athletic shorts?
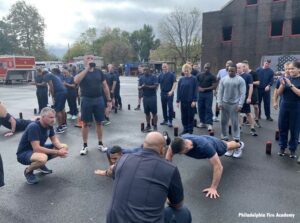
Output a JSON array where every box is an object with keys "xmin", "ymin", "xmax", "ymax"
[
  {"xmin": 54, "ymin": 91, "xmax": 67, "ymax": 112},
  {"xmin": 138, "ymin": 89, "xmax": 143, "ymax": 99},
  {"xmin": 251, "ymin": 90, "xmax": 259, "ymax": 105},
  {"xmin": 81, "ymin": 96, "xmax": 105, "ymax": 123},
  {"xmin": 17, "ymin": 144, "xmax": 55, "ymax": 166},
  {"xmin": 143, "ymin": 96, "xmax": 157, "ymax": 115},
  {"xmin": 214, "ymin": 139, "xmax": 228, "ymax": 157},
  {"xmin": 16, "ymin": 119, "xmax": 32, "ymax": 132},
  {"xmin": 241, "ymin": 103, "xmax": 251, "ymax": 114}
]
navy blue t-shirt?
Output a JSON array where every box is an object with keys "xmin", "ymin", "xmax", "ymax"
[
  {"xmin": 79, "ymin": 69, "xmax": 105, "ymax": 98},
  {"xmin": 45, "ymin": 73, "xmax": 66, "ymax": 93},
  {"xmin": 0, "ymin": 113, "xmax": 30, "ymax": 132},
  {"xmin": 35, "ymin": 74, "xmax": 48, "ymax": 90},
  {"xmin": 182, "ymin": 134, "xmax": 227, "ymax": 159},
  {"xmin": 282, "ymin": 76, "xmax": 300, "ymax": 104},
  {"xmin": 158, "ymin": 72, "xmax": 176, "ymax": 94},
  {"xmin": 240, "ymin": 73, "xmax": 253, "ymax": 96},
  {"xmin": 139, "ymin": 74, "xmax": 158, "ymax": 97},
  {"xmin": 106, "ymin": 72, "xmax": 117, "ymax": 89},
  {"xmin": 64, "ymin": 76, "xmax": 76, "ymax": 93},
  {"xmin": 256, "ymin": 67, "xmax": 274, "ymax": 88},
  {"xmin": 176, "ymin": 76, "xmax": 198, "ymax": 103},
  {"xmin": 17, "ymin": 121, "xmax": 55, "ymax": 155}
]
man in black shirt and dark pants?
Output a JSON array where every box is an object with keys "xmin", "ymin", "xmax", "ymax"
[
  {"xmin": 106, "ymin": 132, "xmax": 191, "ymax": 223},
  {"xmin": 35, "ymin": 68, "xmax": 48, "ymax": 113},
  {"xmin": 74, "ymin": 55, "xmax": 112, "ymax": 155},
  {"xmin": 197, "ymin": 63, "xmax": 217, "ymax": 131}
]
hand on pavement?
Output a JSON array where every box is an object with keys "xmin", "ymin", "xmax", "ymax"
[{"xmin": 202, "ymin": 187, "xmax": 220, "ymax": 199}]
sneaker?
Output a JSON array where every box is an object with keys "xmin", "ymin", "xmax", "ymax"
[
  {"xmin": 102, "ymin": 120, "xmax": 111, "ymax": 126},
  {"xmin": 233, "ymin": 148, "xmax": 243, "ymax": 158},
  {"xmin": 24, "ymin": 168, "xmax": 38, "ymax": 184},
  {"xmin": 225, "ymin": 150, "xmax": 234, "ymax": 157},
  {"xmin": 167, "ymin": 121, "xmax": 173, "ymax": 128},
  {"xmin": 98, "ymin": 144, "xmax": 108, "ymax": 152},
  {"xmin": 266, "ymin": 117, "xmax": 273, "ymax": 122},
  {"xmin": 163, "ymin": 131, "xmax": 171, "ymax": 145},
  {"xmin": 143, "ymin": 126, "xmax": 152, "ymax": 133},
  {"xmin": 61, "ymin": 124, "xmax": 68, "ymax": 130},
  {"xmin": 80, "ymin": 146, "xmax": 88, "ymax": 155},
  {"xmin": 67, "ymin": 114, "xmax": 72, "ymax": 119},
  {"xmin": 250, "ymin": 128, "xmax": 258, "ymax": 136},
  {"xmin": 278, "ymin": 148, "xmax": 286, "ymax": 157},
  {"xmin": 56, "ymin": 126, "xmax": 65, "ymax": 134},
  {"xmin": 255, "ymin": 120, "xmax": 261, "ymax": 128},
  {"xmin": 213, "ymin": 117, "xmax": 219, "ymax": 122},
  {"xmin": 160, "ymin": 121, "xmax": 168, "ymax": 125},
  {"xmin": 37, "ymin": 165, "xmax": 53, "ymax": 174},
  {"xmin": 134, "ymin": 106, "xmax": 141, "ymax": 111},
  {"xmin": 207, "ymin": 124, "xmax": 213, "ymax": 132},
  {"xmin": 197, "ymin": 123, "xmax": 206, "ymax": 128},
  {"xmin": 238, "ymin": 141, "xmax": 245, "ymax": 150},
  {"xmin": 71, "ymin": 115, "xmax": 77, "ymax": 120},
  {"xmin": 289, "ymin": 151, "xmax": 297, "ymax": 159},
  {"xmin": 221, "ymin": 137, "xmax": 229, "ymax": 141}
]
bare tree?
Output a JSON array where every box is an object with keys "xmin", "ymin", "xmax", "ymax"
[{"xmin": 159, "ymin": 8, "xmax": 202, "ymax": 64}]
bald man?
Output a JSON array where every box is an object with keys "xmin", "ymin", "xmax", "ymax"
[
  {"xmin": 107, "ymin": 132, "xmax": 191, "ymax": 223},
  {"xmin": 0, "ymin": 102, "xmax": 32, "ymax": 137}
]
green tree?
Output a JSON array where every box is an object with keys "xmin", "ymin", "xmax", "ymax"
[
  {"xmin": 159, "ymin": 8, "xmax": 202, "ymax": 64},
  {"xmin": 0, "ymin": 20, "xmax": 15, "ymax": 54},
  {"xmin": 63, "ymin": 41, "xmax": 90, "ymax": 61},
  {"xmin": 5, "ymin": 0, "xmax": 46, "ymax": 56},
  {"xmin": 130, "ymin": 25, "xmax": 160, "ymax": 62}
]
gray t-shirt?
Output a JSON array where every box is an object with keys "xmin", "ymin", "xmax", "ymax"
[{"xmin": 217, "ymin": 75, "xmax": 246, "ymax": 107}]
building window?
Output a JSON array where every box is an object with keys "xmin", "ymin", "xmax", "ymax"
[
  {"xmin": 222, "ymin": 26, "xmax": 232, "ymax": 41},
  {"xmin": 247, "ymin": 0, "xmax": 258, "ymax": 5},
  {"xmin": 292, "ymin": 18, "xmax": 300, "ymax": 35},
  {"xmin": 271, "ymin": 20, "xmax": 283, "ymax": 36}
]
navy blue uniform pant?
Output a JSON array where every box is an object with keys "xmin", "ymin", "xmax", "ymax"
[
  {"xmin": 258, "ymin": 88, "xmax": 271, "ymax": 118},
  {"xmin": 161, "ymin": 93, "xmax": 174, "ymax": 122},
  {"xmin": 180, "ymin": 101, "xmax": 195, "ymax": 133},
  {"xmin": 36, "ymin": 88, "xmax": 48, "ymax": 113}
]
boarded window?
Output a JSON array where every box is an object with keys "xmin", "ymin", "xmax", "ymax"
[
  {"xmin": 247, "ymin": 0, "xmax": 258, "ymax": 5},
  {"xmin": 292, "ymin": 18, "xmax": 300, "ymax": 35},
  {"xmin": 271, "ymin": 20, "xmax": 283, "ymax": 36},
  {"xmin": 222, "ymin": 26, "xmax": 232, "ymax": 41}
]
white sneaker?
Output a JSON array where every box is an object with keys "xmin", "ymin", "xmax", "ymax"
[
  {"xmin": 67, "ymin": 114, "xmax": 72, "ymax": 119},
  {"xmin": 80, "ymin": 146, "xmax": 88, "ymax": 155},
  {"xmin": 225, "ymin": 150, "xmax": 234, "ymax": 157},
  {"xmin": 213, "ymin": 117, "xmax": 219, "ymax": 122},
  {"xmin": 207, "ymin": 124, "xmax": 213, "ymax": 131},
  {"xmin": 233, "ymin": 148, "xmax": 243, "ymax": 158},
  {"xmin": 98, "ymin": 144, "xmax": 108, "ymax": 152},
  {"xmin": 71, "ymin": 115, "xmax": 77, "ymax": 120},
  {"xmin": 197, "ymin": 123, "xmax": 206, "ymax": 128}
]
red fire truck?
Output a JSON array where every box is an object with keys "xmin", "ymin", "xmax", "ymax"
[{"xmin": 0, "ymin": 55, "xmax": 36, "ymax": 83}]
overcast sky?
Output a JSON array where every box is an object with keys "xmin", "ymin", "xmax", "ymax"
[{"xmin": 0, "ymin": 0, "xmax": 229, "ymax": 56}]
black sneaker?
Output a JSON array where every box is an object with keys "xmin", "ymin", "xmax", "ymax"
[
  {"xmin": 163, "ymin": 131, "xmax": 171, "ymax": 146},
  {"xmin": 134, "ymin": 106, "xmax": 141, "ymax": 111},
  {"xmin": 143, "ymin": 126, "xmax": 152, "ymax": 133},
  {"xmin": 266, "ymin": 117, "xmax": 273, "ymax": 122},
  {"xmin": 37, "ymin": 165, "xmax": 53, "ymax": 174},
  {"xmin": 250, "ymin": 128, "xmax": 258, "ymax": 136},
  {"xmin": 56, "ymin": 126, "xmax": 65, "ymax": 134},
  {"xmin": 160, "ymin": 121, "xmax": 168, "ymax": 125},
  {"xmin": 278, "ymin": 149, "xmax": 286, "ymax": 157},
  {"xmin": 24, "ymin": 168, "xmax": 38, "ymax": 184}
]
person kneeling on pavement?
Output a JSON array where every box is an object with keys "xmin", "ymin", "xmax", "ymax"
[{"xmin": 16, "ymin": 107, "xmax": 68, "ymax": 184}]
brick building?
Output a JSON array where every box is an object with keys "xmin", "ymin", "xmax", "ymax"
[{"xmin": 201, "ymin": 0, "xmax": 300, "ymax": 72}]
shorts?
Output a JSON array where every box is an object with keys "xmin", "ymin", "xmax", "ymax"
[
  {"xmin": 138, "ymin": 89, "xmax": 143, "ymax": 99},
  {"xmin": 17, "ymin": 144, "xmax": 55, "ymax": 166},
  {"xmin": 81, "ymin": 96, "xmax": 105, "ymax": 123},
  {"xmin": 215, "ymin": 140, "xmax": 228, "ymax": 157},
  {"xmin": 251, "ymin": 89, "xmax": 259, "ymax": 105},
  {"xmin": 16, "ymin": 119, "xmax": 32, "ymax": 132},
  {"xmin": 241, "ymin": 103, "xmax": 251, "ymax": 114},
  {"xmin": 143, "ymin": 96, "xmax": 157, "ymax": 115},
  {"xmin": 54, "ymin": 91, "xmax": 67, "ymax": 112}
]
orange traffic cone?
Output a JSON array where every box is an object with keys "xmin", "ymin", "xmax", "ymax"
[{"xmin": 75, "ymin": 113, "xmax": 83, "ymax": 128}]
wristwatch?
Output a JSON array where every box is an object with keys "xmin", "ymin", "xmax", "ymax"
[{"xmin": 289, "ymin": 84, "xmax": 294, "ymax": 88}]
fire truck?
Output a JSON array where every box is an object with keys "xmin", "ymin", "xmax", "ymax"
[{"xmin": 0, "ymin": 55, "xmax": 36, "ymax": 83}]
